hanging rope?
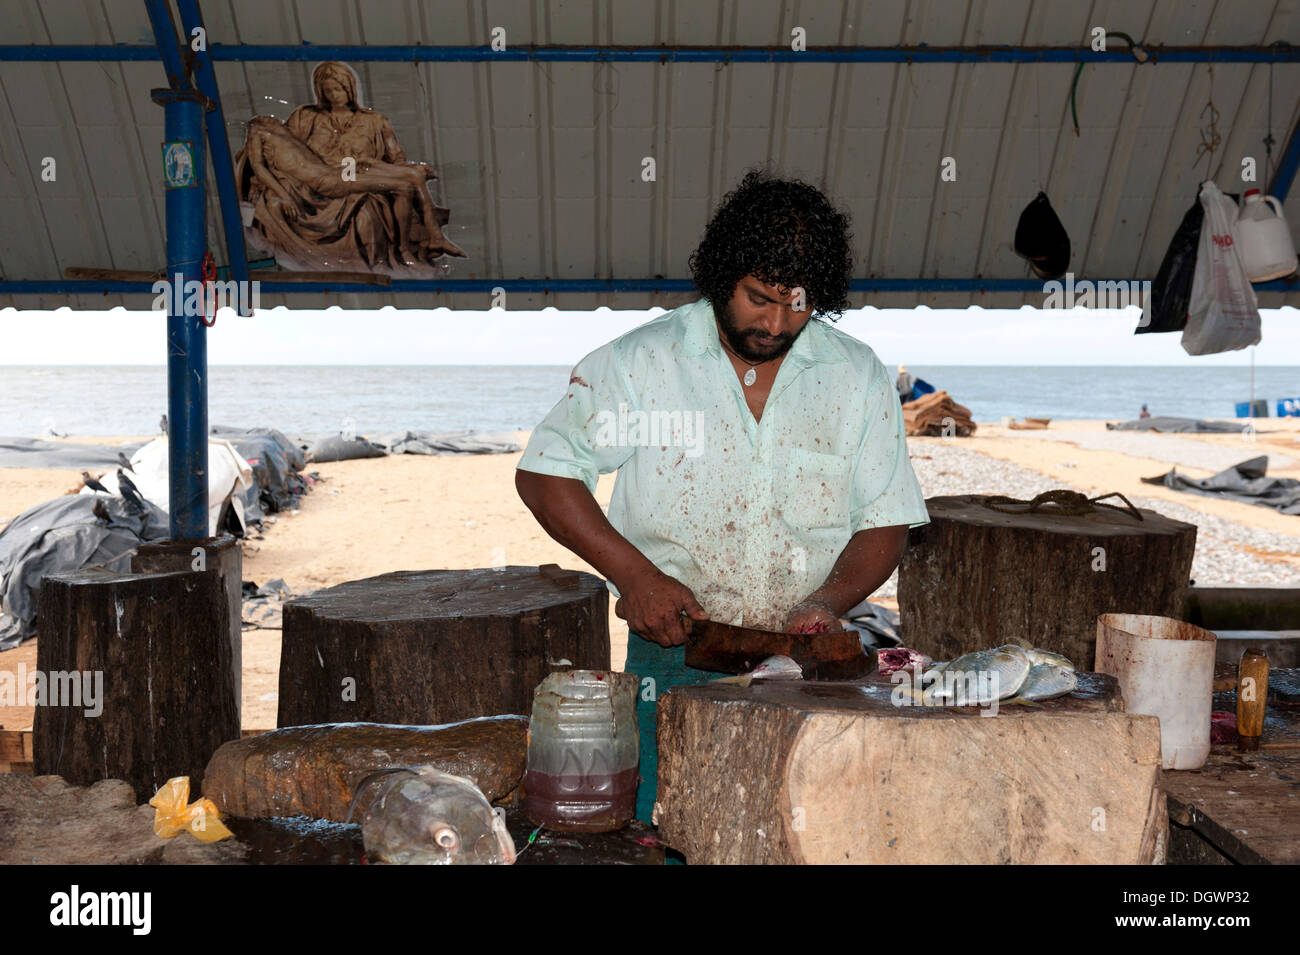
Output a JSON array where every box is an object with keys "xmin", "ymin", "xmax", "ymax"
[
  {"xmin": 200, "ymin": 251, "xmax": 218, "ymax": 327},
  {"xmin": 1194, "ymin": 65, "xmax": 1222, "ymax": 173},
  {"xmin": 1264, "ymin": 57, "xmax": 1276, "ymax": 187},
  {"xmin": 980, "ymin": 489, "xmax": 1145, "ymax": 522}
]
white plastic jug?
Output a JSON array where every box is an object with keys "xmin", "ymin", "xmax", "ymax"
[
  {"xmin": 1235, "ymin": 189, "xmax": 1298, "ymax": 282},
  {"xmin": 1095, "ymin": 614, "xmax": 1216, "ymax": 770}
]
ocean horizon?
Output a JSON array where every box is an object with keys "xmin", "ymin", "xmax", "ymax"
[{"xmin": 2, "ymin": 364, "xmax": 1297, "ymax": 438}]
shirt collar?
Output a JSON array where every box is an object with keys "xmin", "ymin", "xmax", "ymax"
[{"xmin": 681, "ymin": 298, "xmax": 849, "ymax": 365}]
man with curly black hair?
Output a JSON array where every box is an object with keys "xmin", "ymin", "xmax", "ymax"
[{"xmin": 516, "ymin": 170, "xmax": 929, "ymax": 824}]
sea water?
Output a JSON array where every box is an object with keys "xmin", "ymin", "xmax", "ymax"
[{"xmin": 1, "ymin": 365, "xmax": 1297, "ymax": 436}]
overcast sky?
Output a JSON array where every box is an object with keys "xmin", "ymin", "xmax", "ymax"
[{"xmin": 2, "ymin": 305, "xmax": 1298, "ymax": 367}]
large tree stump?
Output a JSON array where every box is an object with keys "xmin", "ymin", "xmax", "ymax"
[
  {"xmin": 132, "ymin": 535, "xmax": 242, "ymax": 721},
  {"xmin": 656, "ymin": 675, "xmax": 1165, "ymax": 864},
  {"xmin": 898, "ymin": 494, "xmax": 1196, "ymax": 667},
  {"xmin": 278, "ymin": 565, "xmax": 610, "ymax": 727},
  {"xmin": 202, "ymin": 717, "xmax": 528, "ymax": 821},
  {"xmin": 33, "ymin": 567, "xmax": 240, "ymax": 802}
]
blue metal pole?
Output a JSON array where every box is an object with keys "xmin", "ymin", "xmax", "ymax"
[
  {"xmin": 176, "ymin": 0, "xmax": 252, "ymax": 314},
  {"xmin": 151, "ymin": 87, "xmax": 209, "ymax": 541}
]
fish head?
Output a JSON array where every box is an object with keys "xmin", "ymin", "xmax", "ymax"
[
  {"xmin": 1027, "ymin": 648, "xmax": 1074, "ymax": 668},
  {"xmin": 360, "ymin": 768, "xmax": 517, "ymax": 865},
  {"xmin": 751, "ymin": 654, "xmax": 804, "ymax": 681}
]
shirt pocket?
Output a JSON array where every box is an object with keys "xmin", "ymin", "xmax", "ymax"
[{"xmin": 780, "ymin": 447, "xmax": 852, "ymax": 531}]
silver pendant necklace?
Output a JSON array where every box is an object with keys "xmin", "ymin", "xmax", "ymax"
[{"xmin": 719, "ymin": 337, "xmax": 765, "ymax": 387}]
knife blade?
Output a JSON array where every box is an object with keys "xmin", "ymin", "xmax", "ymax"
[{"xmin": 683, "ymin": 617, "xmax": 876, "ymax": 681}]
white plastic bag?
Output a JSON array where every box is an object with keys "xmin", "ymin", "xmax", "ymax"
[
  {"xmin": 1182, "ymin": 181, "xmax": 1261, "ymax": 355},
  {"xmin": 81, "ymin": 437, "xmax": 253, "ymax": 535}
]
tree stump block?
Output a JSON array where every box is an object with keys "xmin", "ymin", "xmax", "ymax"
[
  {"xmin": 132, "ymin": 535, "xmax": 242, "ymax": 721},
  {"xmin": 898, "ymin": 494, "xmax": 1196, "ymax": 667},
  {"xmin": 277, "ymin": 566, "xmax": 610, "ymax": 728},
  {"xmin": 33, "ymin": 566, "xmax": 240, "ymax": 802},
  {"xmin": 202, "ymin": 717, "xmax": 528, "ymax": 821},
  {"xmin": 656, "ymin": 675, "xmax": 1166, "ymax": 864}
]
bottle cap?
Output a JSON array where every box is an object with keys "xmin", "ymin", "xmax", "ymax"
[{"xmin": 1244, "ymin": 188, "xmax": 1261, "ymax": 197}]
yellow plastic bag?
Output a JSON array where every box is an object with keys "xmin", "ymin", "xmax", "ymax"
[{"xmin": 148, "ymin": 776, "xmax": 234, "ymax": 843}]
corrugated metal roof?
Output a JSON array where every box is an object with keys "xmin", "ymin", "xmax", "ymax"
[{"xmin": 1, "ymin": 0, "xmax": 1297, "ymax": 310}]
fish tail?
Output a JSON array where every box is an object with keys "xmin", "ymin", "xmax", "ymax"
[{"xmin": 713, "ymin": 673, "xmax": 754, "ymax": 688}]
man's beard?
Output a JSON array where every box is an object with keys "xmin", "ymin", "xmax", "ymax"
[{"xmin": 716, "ymin": 300, "xmax": 803, "ymax": 363}]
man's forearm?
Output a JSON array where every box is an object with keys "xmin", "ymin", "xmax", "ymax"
[
  {"xmin": 514, "ymin": 469, "xmax": 657, "ymax": 590},
  {"xmin": 806, "ymin": 524, "xmax": 910, "ymax": 616}
]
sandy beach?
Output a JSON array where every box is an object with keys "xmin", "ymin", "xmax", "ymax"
[{"xmin": 2, "ymin": 417, "xmax": 1299, "ymax": 733}]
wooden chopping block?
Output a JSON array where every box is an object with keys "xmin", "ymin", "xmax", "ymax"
[
  {"xmin": 656, "ymin": 672, "xmax": 1166, "ymax": 864},
  {"xmin": 278, "ymin": 567, "xmax": 609, "ymax": 726},
  {"xmin": 898, "ymin": 494, "xmax": 1196, "ymax": 667}
]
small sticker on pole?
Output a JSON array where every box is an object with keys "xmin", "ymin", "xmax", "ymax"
[{"xmin": 162, "ymin": 140, "xmax": 197, "ymax": 189}]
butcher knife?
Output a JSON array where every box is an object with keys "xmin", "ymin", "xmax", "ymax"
[{"xmin": 683, "ymin": 617, "xmax": 876, "ymax": 681}]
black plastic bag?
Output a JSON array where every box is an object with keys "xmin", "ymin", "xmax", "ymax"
[
  {"xmin": 1140, "ymin": 196, "xmax": 1204, "ymax": 335},
  {"xmin": 1014, "ymin": 192, "xmax": 1070, "ymax": 279}
]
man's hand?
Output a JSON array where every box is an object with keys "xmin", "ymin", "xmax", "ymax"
[
  {"xmin": 782, "ymin": 598, "xmax": 840, "ymax": 634},
  {"xmin": 614, "ymin": 569, "xmax": 708, "ymax": 647}
]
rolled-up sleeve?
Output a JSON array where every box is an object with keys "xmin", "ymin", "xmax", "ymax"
[
  {"xmin": 517, "ymin": 343, "xmax": 638, "ymax": 494},
  {"xmin": 849, "ymin": 358, "xmax": 931, "ymax": 531}
]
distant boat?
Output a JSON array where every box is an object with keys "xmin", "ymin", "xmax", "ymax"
[{"xmin": 900, "ymin": 377, "xmax": 936, "ymax": 402}]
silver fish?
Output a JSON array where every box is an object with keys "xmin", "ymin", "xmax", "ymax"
[
  {"xmin": 713, "ymin": 654, "xmax": 804, "ymax": 688},
  {"xmin": 1011, "ymin": 662, "xmax": 1078, "ymax": 702},
  {"xmin": 356, "ymin": 766, "xmax": 516, "ymax": 865},
  {"xmin": 920, "ymin": 645, "xmax": 1032, "ymax": 705},
  {"xmin": 1023, "ymin": 647, "xmax": 1074, "ymax": 669}
]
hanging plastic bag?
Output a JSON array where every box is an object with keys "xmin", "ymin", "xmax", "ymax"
[
  {"xmin": 1182, "ymin": 181, "xmax": 1261, "ymax": 356},
  {"xmin": 1139, "ymin": 195, "xmax": 1203, "ymax": 334}
]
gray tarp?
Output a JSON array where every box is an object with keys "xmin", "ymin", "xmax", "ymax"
[
  {"xmin": 0, "ymin": 494, "xmax": 169, "ymax": 649},
  {"xmin": 298, "ymin": 430, "xmax": 521, "ymax": 462},
  {"xmin": 1107, "ymin": 417, "xmax": 1247, "ymax": 433},
  {"xmin": 0, "ymin": 437, "xmax": 146, "ymax": 469},
  {"xmin": 210, "ymin": 426, "xmax": 309, "ymax": 518},
  {"xmin": 299, "ymin": 434, "xmax": 388, "ymax": 463},
  {"xmin": 1141, "ymin": 455, "xmax": 1300, "ymax": 515},
  {"xmin": 379, "ymin": 430, "xmax": 522, "ymax": 455}
]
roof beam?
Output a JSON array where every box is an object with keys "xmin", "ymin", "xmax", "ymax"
[
  {"xmin": 140, "ymin": 0, "xmax": 187, "ymax": 87},
  {"xmin": 2, "ymin": 44, "xmax": 1297, "ymax": 63},
  {"xmin": 3, "ymin": 277, "xmax": 1297, "ymax": 297},
  {"xmin": 1268, "ymin": 117, "xmax": 1300, "ymax": 203}
]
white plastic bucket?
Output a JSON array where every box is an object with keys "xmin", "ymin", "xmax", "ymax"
[{"xmin": 1095, "ymin": 613, "xmax": 1217, "ymax": 770}]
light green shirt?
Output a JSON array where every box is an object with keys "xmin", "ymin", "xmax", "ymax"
[{"xmin": 517, "ymin": 298, "xmax": 930, "ymax": 629}]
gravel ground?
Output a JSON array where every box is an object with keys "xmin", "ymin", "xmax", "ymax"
[
  {"xmin": 871, "ymin": 441, "xmax": 1300, "ymax": 598},
  {"xmin": 1001, "ymin": 428, "xmax": 1295, "ymax": 472}
]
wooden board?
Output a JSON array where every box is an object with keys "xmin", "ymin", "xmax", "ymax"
[
  {"xmin": 656, "ymin": 672, "xmax": 1165, "ymax": 864},
  {"xmin": 1163, "ymin": 748, "xmax": 1300, "ymax": 865},
  {"xmin": 0, "ymin": 729, "xmax": 34, "ymax": 774}
]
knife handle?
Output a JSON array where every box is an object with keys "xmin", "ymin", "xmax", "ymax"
[{"xmin": 1236, "ymin": 647, "xmax": 1269, "ymax": 752}]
